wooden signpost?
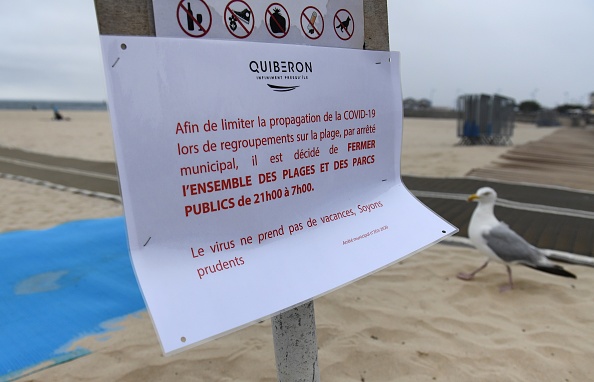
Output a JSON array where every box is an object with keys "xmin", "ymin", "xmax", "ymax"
[{"xmin": 94, "ymin": 2, "xmax": 390, "ymax": 381}]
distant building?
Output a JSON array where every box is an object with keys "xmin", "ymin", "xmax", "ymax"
[
  {"xmin": 417, "ymin": 98, "xmax": 432, "ymax": 109},
  {"xmin": 403, "ymin": 98, "xmax": 417, "ymax": 110},
  {"xmin": 402, "ymin": 97, "xmax": 432, "ymax": 110}
]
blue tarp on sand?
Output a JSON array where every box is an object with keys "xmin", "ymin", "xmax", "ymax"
[{"xmin": 0, "ymin": 217, "xmax": 145, "ymax": 381}]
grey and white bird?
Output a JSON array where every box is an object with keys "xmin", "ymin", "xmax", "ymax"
[{"xmin": 457, "ymin": 187, "xmax": 576, "ymax": 292}]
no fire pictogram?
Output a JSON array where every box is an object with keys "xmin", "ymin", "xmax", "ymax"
[
  {"xmin": 177, "ymin": 0, "xmax": 212, "ymax": 38},
  {"xmin": 334, "ymin": 9, "xmax": 354, "ymax": 41},
  {"xmin": 301, "ymin": 6, "xmax": 324, "ymax": 40},
  {"xmin": 265, "ymin": 3, "xmax": 290, "ymax": 39},
  {"xmin": 224, "ymin": 0, "xmax": 254, "ymax": 39}
]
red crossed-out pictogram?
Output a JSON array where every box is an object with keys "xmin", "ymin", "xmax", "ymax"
[
  {"xmin": 301, "ymin": 6, "xmax": 324, "ymax": 40},
  {"xmin": 334, "ymin": 9, "xmax": 354, "ymax": 41},
  {"xmin": 177, "ymin": 0, "xmax": 212, "ymax": 38},
  {"xmin": 224, "ymin": 0, "xmax": 254, "ymax": 39},
  {"xmin": 266, "ymin": 3, "xmax": 290, "ymax": 39}
]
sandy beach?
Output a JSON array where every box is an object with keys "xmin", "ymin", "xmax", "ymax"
[{"xmin": 2, "ymin": 110, "xmax": 593, "ymax": 381}]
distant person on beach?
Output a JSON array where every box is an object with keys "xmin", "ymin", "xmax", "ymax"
[
  {"xmin": 52, "ymin": 105, "xmax": 69, "ymax": 121},
  {"xmin": 52, "ymin": 105, "xmax": 63, "ymax": 120}
]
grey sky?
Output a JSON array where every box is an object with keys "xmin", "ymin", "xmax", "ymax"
[
  {"xmin": 1, "ymin": 1, "xmax": 592, "ymax": 108},
  {"xmin": 388, "ymin": 0, "xmax": 594, "ymax": 107},
  {"xmin": 0, "ymin": 1, "xmax": 105, "ymax": 101}
]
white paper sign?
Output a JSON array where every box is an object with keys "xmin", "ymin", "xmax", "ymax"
[
  {"xmin": 152, "ymin": 0, "xmax": 364, "ymax": 49},
  {"xmin": 100, "ymin": 36, "xmax": 457, "ymax": 354}
]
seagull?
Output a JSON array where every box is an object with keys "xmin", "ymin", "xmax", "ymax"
[{"xmin": 457, "ymin": 187, "xmax": 576, "ymax": 292}]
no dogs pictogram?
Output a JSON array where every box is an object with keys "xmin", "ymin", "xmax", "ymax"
[
  {"xmin": 224, "ymin": 0, "xmax": 254, "ymax": 39},
  {"xmin": 265, "ymin": 3, "xmax": 290, "ymax": 39},
  {"xmin": 334, "ymin": 9, "xmax": 354, "ymax": 41},
  {"xmin": 301, "ymin": 6, "xmax": 324, "ymax": 40},
  {"xmin": 177, "ymin": 0, "xmax": 212, "ymax": 38}
]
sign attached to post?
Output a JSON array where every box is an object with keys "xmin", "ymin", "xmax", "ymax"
[
  {"xmin": 153, "ymin": 0, "xmax": 364, "ymax": 48},
  {"xmin": 100, "ymin": 36, "xmax": 457, "ymax": 355}
]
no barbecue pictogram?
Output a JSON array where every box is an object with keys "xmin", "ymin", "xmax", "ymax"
[
  {"xmin": 265, "ymin": 3, "xmax": 290, "ymax": 39},
  {"xmin": 177, "ymin": 0, "xmax": 212, "ymax": 38},
  {"xmin": 334, "ymin": 9, "xmax": 354, "ymax": 41},
  {"xmin": 301, "ymin": 6, "xmax": 324, "ymax": 40},
  {"xmin": 224, "ymin": 0, "xmax": 254, "ymax": 39}
]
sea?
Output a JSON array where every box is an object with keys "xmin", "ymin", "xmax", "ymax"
[{"xmin": 0, "ymin": 100, "xmax": 108, "ymax": 111}]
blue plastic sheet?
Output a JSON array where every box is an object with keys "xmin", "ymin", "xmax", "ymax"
[{"xmin": 0, "ymin": 217, "xmax": 145, "ymax": 381}]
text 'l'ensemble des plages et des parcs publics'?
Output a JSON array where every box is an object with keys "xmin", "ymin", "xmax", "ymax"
[
  {"xmin": 174, "ymin": 109, "xmax": 377, "ymax": 217},
  {"xmin": 173, "ymin": 109, "xmax": 381, "ymax": 280}
]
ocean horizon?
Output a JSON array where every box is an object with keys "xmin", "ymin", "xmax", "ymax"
[{"xmin": 0, "ymin": 99, "xmax": 108, "ymax": 111}]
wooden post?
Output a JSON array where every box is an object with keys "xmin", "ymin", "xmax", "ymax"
[
  {"xmin": 268, "ymin": 3, "xmax": 389, "ymax": 380},
  {"xmin": 94, "ymin": 0, "xmax": 155, "ymax": 36},
  {"xmin": 272, "ymin": 301, "xmax": 320, "ymax": 382},
  {"xmin": 363, "ymin": 0, "xmax": 390, "ymax": 51},
  {"xmin": 93, "ymin": 2, "xmax": 389, "ymax": 381}
]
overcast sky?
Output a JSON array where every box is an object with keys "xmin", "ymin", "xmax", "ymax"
[
  {"xmin": 0, "ymin": 1, "xmax": 106, "ymax": 102},
  {"xmin": 1, "ymin": 1, "xmax": 592, "ymax": 108}
]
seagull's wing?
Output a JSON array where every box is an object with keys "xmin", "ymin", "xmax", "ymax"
[
  {"xmin": 484, "ymin": 223, "xmax": 576, "ymax": 278},
  {"xmin": 482, "ymin": 222, "xmax": 542, "ymax": 265}
]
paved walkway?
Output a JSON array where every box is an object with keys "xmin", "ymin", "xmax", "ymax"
[
  {"xmin": 1, "ymin": 127, "xmax": 592, "ymax": 256},
  {"xmin": 0, "ymin": 146, "xmax": 119, "ymax": 197},
  {"xmin": 404, "ymin": 175, "xmax": 594, "ymax": 256},
  {"xmin": 467, "ymin": 127, "xmax": 594, "ymax": 192}
]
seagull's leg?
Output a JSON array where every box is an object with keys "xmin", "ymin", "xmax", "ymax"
[
  {"xmin": 457, "ymin": 260, "xmax": 489, "ymax": 281},
  {"xmin": 499, "ymin": 265, "xmax": 514, "ymax": 292}
]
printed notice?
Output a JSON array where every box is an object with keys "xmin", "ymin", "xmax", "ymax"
[{"xmin": 100, "ymin": 36, "xmax": 457, "ymax": 354}]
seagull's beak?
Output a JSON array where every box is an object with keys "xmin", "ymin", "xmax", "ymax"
[{"xmin": 468, "ymin": 193, "xmax": 479, "ymax": 202}]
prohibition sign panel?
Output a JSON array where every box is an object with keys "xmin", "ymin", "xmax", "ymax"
[
  {"xmin": 334, "ymin": 8, "xmax": 354, "ymax": 41},
  {"xmin": 301, "ymin": 6, "xmax": 324, "ymax": 40},
  {"xmin": 265, "ymin": 3, "xmax": 290, "ymax": 39},
  {"xmin": 177, "ymin": 0, "xmax": 212, "ymax": 38},
  {"xmin": 224, "ymin": 0, "xmax": 254, "ymax": 39}
]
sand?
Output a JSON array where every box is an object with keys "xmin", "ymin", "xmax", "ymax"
[{"xmin": 2, "ymin": 110, "xmax": 593, "ymax": 381}]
